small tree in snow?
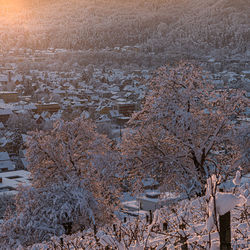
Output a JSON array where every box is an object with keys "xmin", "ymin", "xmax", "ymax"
[
  {"xmin": 205, "ymin": 172, "xmax": 247, "ymax": 249},
  {"xmin": 6, "ymin": 112, "xmax": 37, "ymax": 133},
  {"xmin": 26, "ymin": 117, "xmax": 120, "ymax": 202},
  {"xmin": 121, "ymin": 62, "xmax": 247, "ymax": 194},
  {"xmin": 0, "ymin": 183, "xmax": 98, "ymax": 247},
  {"xmin": 23, "ymin": 172, "xmax": 249, "ymax": 249}
]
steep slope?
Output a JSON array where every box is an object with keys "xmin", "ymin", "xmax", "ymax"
[{"xmin": 0, "ymin": 0, "xmax": 249, "ymax": 56}]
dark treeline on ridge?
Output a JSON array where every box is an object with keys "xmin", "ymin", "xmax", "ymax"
[{"xmin": 0, "ymin": 0, "xmax": 249, "ymax": 57}]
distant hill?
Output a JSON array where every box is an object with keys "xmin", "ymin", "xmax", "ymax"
[{"xmin": 0, "ymin": 0, "xmax": 249, "ymax": 56}]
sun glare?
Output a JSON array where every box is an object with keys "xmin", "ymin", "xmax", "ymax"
[{"xmin": 0, "ymin": 0, "xmax": 30, "ymax": 25}]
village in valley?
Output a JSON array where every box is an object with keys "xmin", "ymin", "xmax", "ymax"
[
  {"xmin": 0, "ymin": 46, "xmax": 249, "ymax": 220},
  {"xmin": 0, "ymin": 1, "xmax": 250, "ymax": 246},
  {"xmin": 0, "ymin": 47, "xmax": 150, "ymax": 214}
]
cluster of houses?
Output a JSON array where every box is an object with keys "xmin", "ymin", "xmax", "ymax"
[
  {"xmin": 201, "ymin": 54, "xmax": 250, "ymax": 91},
  {"xmin": 0, "ymin": 49, "xmax": 152, "ymax": 204},
  {"xmin": 0, "ymin": 48, "xmax": 249, "ymax": 217},
  {"xmin": 0, "ymin": 49, "xmax": 152, "ymax": 129},
  {"xmin": 0, "ymin": 132, "xmax": 30, "ymax": 202}
]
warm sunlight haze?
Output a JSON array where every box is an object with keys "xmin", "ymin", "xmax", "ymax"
[{"xmin": 0, "ymin": 0, "xmax": 249, "ymax": 249}]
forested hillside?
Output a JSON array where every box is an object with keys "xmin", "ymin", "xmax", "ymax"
[
  {"xmin": 0, "ymin": 1, "xmax": 249, "ymax": 249},
  {"xmin": 1, "ymin": 0, "xmax": 249, "ymax": 56}
]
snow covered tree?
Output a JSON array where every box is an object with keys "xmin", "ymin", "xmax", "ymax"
[
  {"xmin": 0, "ymin": 183, "xmax": 98, "ymax": 248},
  {"xmin": 26, "ymin": 118, "xmax": 118, "ymax": 194},
  {"xmin": 36, "ymin": 117, "xmax": 121, "ymax": 211},
  {"xmin": 21, "ymin": 170, "xmax": 249, "ymax": 249},
  {"xmin": 0, "ymin": 117, "xmax": 121, "ymax": 247},
  {"xmin": 0, "ymin": 194, "xmax": 15, "ymax": 220},
  {"xmin": 6, "ymin": 112, "xmax": 37, "ymax": 133},
  {"xmin": 205, "ymin": 172, "xmax": 248, "ymax": 249},
  {"xmin": 121, "ymin": 62, "xmax": 248, "ymax": 195}
]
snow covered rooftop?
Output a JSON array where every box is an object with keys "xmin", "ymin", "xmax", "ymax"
[
  {"xmin": 142, "ymin": 178, "xmax": 159, "ymax": 189},
  {"xmin": 0, "ymin": 109, "xmax": 13, "ymax": 116},
  {"xmin": 0, "ymin": 75, "xmax": 8, "ymax": 82},
  {"xmin": 0, "ymin": 152, "xmax": 11, "ymax": 161},
  {"xmin": 110, "ymin": 110, "xmax": 120, "ymax": 118},
  {"xmin": 0, "ymin": 170, "xmax": 31, "ymax": 196},
  {"xmin": 0, "ymin": 161, "xmax": 15, "ymax": 172}
]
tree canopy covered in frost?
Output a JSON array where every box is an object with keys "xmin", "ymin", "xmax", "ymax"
[
  {"xmin": 25, "ymin": 117, "xmax": 121, "ymax": 219},
  {"xmin": 0, "ymin": 183, "xmax": 98, "ymax": 248},
  {"xmin": 0, "ymin": 0, "xmax": 249, "ymax": 56},
  {"xmin": 25, "ymin": 172, "xmax": 249, "ymax": 249},
  {"xmin": 0, "ymin": 118, "xmax": 121, "ymax": 247},
  {"xmin": 121, "ymin": 62, "xmax": 248, "ymax": 194},
  {"xmin": 26, "ymin": 118, "xmax": 110, "ymax": 187}
]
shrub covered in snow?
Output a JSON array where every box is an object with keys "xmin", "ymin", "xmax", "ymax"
[
  {"xmin": 22, "ymin": 172, "xmax": 249, "ymax": 249},
  {"xmin": 0, "ymin": 118, "xmax": 121, "ymax": 248},
  {"xmin": 121, "ymin": 62, "xmax": 248, "ymax": 195}
]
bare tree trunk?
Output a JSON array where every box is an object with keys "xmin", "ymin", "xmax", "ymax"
[
  {"xmin": 179, "ymin": 224, "xmax": 188, "ymax": 250},
  {"xmin": 149, "ymin": 210, "xmax": 153, "ymax": 224},
  {"xmin": 180, "ymin": 235, "xmax": 188, "ymax": 250},
  {"xmin": 219, "ymin": 211, "xmax": 231, "ymax": 250},
  {"xmin": 63, "ymin": 222, "xmax": 72, "ymax": 235}
]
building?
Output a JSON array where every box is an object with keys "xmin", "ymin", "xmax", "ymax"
[
  {"xmin": 0, "ymin": 109, "xmax": 13, "ymax": 123},
  {"xmin": 0, "ymin": 122, "xmax": 4, "ymax": 130},
  {"xmin": 35, "ymin": 103, "xmax": 60, "ymax": 114},
  {"xmin": 0, "ymin": 152, "xmax": 15, "ymax": 172},
  {"xmin": 116, "ymin": 116, "xmax": 130, "ymax": 126},
  {"xmin": 0, "ymin": 75, "xmax": 8, "ymax": 85},
  {"xmin": 137, "ymin": 191, "xmax": 160, "ymax": 211},
  {"xmin": 19, "ymin": 149, "xmax": 29, "ymax": 169},
  {"xmin": 117, "ymin": 102, "xmax": 137, "ymax": 117},
  {"xmin": 109, "ymin": 110, "xmax": 121, "ymax": 123},
  {"xmin": 0, "ymin": 170, "xmax": 31, "ymax": 196},
  {"xmin": 0, "ymin": 92, "xmax": 19, "ymax": 103}
]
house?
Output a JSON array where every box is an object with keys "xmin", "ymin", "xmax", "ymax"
[
  {"xmin": 117, "ymin": 102, "xmax": 137, "ymax": 117},
  {"xmin": 0, "ymin": 92, "xmax": 19, "ymax": 103},
  {"xmin": 35, "ymin": 102, "xmax": 60, "ymax": 114},
  {"xmin": 96, "ymin": 114, "xmax": 111, "ymax": 125},
  {"xmin": 11, "ymin": 103, "xmax": 37, "ymax": 113},
  {"xmin": 0, "ymin": 75, "xmax": 8, "ymax": 85},
  {"xmin": 109, "ymin": 110, "xmax": 121, "ymax": 123},
  {"xmin": 122, "ymin": 190, "xmax": 160, "ymax": 214},
  {"xmin": 53, "ymin": 88, "xmax": 67, "ymax": 97},
  {"xmin": 0, "ymin": 160, "xmax": 15, "ymax": 172},
  {"xmin": 242, "ymin": 70, "xmax": 250, "ymax": 79},
  {"xmin": 96, "ymin": 105, "xmax": 111, "ymax": 115},
  {"xmin": 0, "ymin": 122, "xmax": 4, "ymax": 130},
  {"xmin": 137, "ymin": 192, "xmax": 160, "ymax": 211},
  {"xmin": 0, "ymin": 109, "xmax": 13, "ymax": 123},
  {"xmin": 116, "ymin": 116, "xmax": 130, "ymax": 126},
  {"xmin": 0, "ymin": 170, "xmax": 31, "ymax": 196},
  {"xmin": 12, "ymin": 74, "xmax": 23, "ymax": 85},
  {"xmin": 34, "ymin": 114, "xmax": 45, "ymax": 125},
  {"xmin": 21, "ymin": 134, "xmax": 31, "ymax": 147},
  {"xmin": 122, "ymin": 190, "xmax": 179, "ymax": 215},
  {"xmin": 0, "ymin": 152, "xmax": 15, "ymax": 172},
  {"xmin": 0, "ymin": 152, "xmax": 11, "ymax": 163},
  {"xmin": 142, "ymin": 178, "xmax": 160, "ymax": 190},
  {"xmin": 19, "ymin": 149, "xmax": 29, "ymax": 169}
]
